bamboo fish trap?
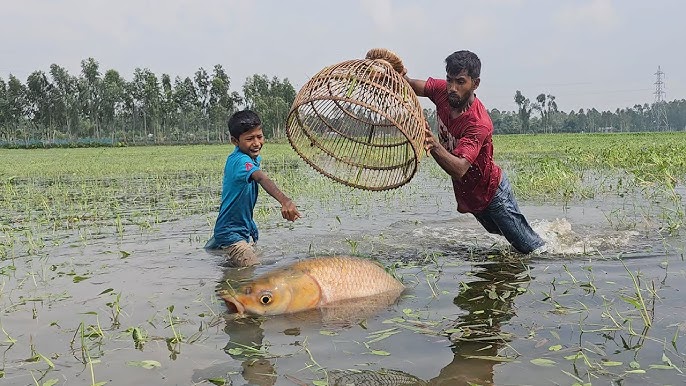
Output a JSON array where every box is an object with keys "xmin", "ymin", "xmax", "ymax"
[{"xmin": 286, "ymin": 49, "xmax": 425, "ymax": 191}]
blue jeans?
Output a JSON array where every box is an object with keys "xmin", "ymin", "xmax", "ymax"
[{"xmin": 473, "ymin": 174, "xmax": 544, "ymax": 254}]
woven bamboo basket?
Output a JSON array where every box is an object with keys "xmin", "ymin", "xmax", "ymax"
[{"xmin": 286, "ymin": 49, "xmax": 425, "ymax": 191}]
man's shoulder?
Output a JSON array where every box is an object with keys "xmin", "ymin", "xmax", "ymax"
[
  {"xmin": 469, "ymin": 98, "xmax": 493, "ymax": 128},
  {"xmin": 425, "ymin": 77, "xmax": 446, "ymax": 93}
]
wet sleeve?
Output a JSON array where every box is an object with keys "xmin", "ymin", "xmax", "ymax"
[{"xmin": 454, "ymin": 124, "xmax": 488, "ymax": 164}]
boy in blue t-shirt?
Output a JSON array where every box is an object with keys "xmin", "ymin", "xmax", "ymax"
[{"xmin": 205, "ymin": 110, "xmax": 300, "ymax": 266}]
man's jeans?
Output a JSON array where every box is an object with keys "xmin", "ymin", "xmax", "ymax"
[{"xmin": 473, "ymin": 173, "xmax": 545, "ymax": 254}]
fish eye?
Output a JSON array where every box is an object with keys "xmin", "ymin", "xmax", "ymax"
[{"xmin": 259, "ymin": 292, "xmax": 272, "ymax": 305}]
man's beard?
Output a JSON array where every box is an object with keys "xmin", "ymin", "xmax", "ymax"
[{"xmin": 448, "ymin": 94, "xmax": 462, "ymax": 109}]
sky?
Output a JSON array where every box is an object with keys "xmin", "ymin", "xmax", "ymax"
[{"xmin": 1, "ymin": 0, "xmax": 684, "ymax": 113}]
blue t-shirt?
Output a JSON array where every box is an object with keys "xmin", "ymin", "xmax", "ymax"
[{"xmin": 209, "ymin": 147, "xmax": 261, "ymax": 248}]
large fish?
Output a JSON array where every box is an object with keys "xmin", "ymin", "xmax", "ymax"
[{"xmin": 219, "ymin": 256, "xmax": 404, "ymax": 316}]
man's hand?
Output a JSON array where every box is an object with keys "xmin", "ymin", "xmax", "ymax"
[
  {"xmin": 422, "ymin": 121, "xmax": 471, "ymax": 180},
  {"xmin": 424, "ymin": 121, "xmax": 439, "ymax": 156},
  {"xmin": 281, "ymin": 200, "xmax": 301, "ymax": 222}
]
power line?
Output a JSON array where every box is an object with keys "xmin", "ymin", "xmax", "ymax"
[{"xmin": 653, "ymin": 66, "xmax": 669, "ymax": 131}]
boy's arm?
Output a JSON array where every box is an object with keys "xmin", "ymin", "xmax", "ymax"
[{"xmin": 250, "ymin": 170, "xmax": 301, "ymax": 221}]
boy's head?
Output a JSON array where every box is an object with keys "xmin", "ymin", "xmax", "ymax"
[
  {"xmin": 228, "ymin": 110, "xmax": 262, "ymax": 139},
  {"xmin": 228, "ymin": 110, "xmax": 264, "ymax": 159}
]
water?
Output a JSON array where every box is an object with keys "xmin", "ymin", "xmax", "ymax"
[{"xmin": 1, "ymin": 170, "xmax": 684, "ymax": 386}]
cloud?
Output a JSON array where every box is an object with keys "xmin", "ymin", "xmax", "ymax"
[
  {"xmin": 456, "ymin": 14, "xmax": 498, "ymax": 42},
  {"xmin": 1, "ymin": 0, "xmax": 252, "ymax": 47},
  {"xmin": 358, "ymin": 0, "xmax": 426, "ymax": 33},
  {"xmin": 555, "ymin": 0, "xmax": 620, "ymax": 29},
  {"xmin": 359, "ymin": 0, "xmax": 394, "ymax": 31}
]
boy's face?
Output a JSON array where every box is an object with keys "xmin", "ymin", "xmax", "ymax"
[{"xmin": 231, "ymin": 126, "xmax": 265, "ymax": 159}]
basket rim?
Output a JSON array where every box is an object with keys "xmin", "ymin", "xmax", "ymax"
[{"xmin": 284, "ymin": 58, "xmax": 426, "ymax": 191}]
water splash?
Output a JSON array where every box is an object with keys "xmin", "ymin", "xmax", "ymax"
[
  {"xmin": 533, "ymin": 218, "xmax": 639, "ymax": 255},
  {"xmin": 411, "ymin": 218, "xmax": 640, "ymax": 257}
]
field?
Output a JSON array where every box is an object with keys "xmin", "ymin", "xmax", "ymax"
[{"xmin": 1, "ymin": 132, "xmax": 685, "ymax": 385}]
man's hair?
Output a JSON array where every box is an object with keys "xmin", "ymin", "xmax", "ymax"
[
  {"xmin": 445, "ymin": 50, "xmax": 481, "ymax": 79},
  {"xmin": 228, "ymin": 110, "xmax": 261, "ymax": 139}
]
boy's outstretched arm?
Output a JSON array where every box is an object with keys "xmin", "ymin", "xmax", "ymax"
[{"xmin": 251, "ymin": 170, "xmax": 301, "ymax": 221}]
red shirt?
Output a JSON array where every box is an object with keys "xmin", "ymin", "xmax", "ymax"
[{"xmin": 425, "ymin": 77, "xmax": 502, "ymax": 213}]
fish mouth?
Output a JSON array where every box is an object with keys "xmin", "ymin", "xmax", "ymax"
[{"xmin": 219, "ymin": 292, "xmax": 245, "ymax": 315}]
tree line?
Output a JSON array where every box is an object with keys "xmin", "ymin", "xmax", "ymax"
[
  {"xmin": 493, "ymin": 91, "xmax": 685, "ymax": 134},
  {"xmin": 0, "ymin": 58, "xmax": 295, "ymax": 147},
  {"xmin": 1, "ymin": 58, "xmax": 684, "ymax": 148}
]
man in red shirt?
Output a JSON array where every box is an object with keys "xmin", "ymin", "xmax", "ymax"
[{"xmin": 406, "ymin": 50, "xmax": 544, "ymax": 254}]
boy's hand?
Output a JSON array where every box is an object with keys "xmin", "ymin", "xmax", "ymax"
[{"xmin": 281, "ymin": 200, "xmax": 301, "ymax": 222}]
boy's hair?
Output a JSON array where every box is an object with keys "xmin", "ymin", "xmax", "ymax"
[
  {"xmin": 445, "ymin": 50, "xmax": 481, "ymax": 79},
  {"xmin": 228, "ymin": 110, "xmax": 262, "ymax": 139}
]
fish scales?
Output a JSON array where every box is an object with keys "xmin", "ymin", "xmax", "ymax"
[{"xmin": 295, "ymin": 256, "xmax": 404, "ymax": 304}]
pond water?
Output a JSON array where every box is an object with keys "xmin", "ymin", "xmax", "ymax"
[{"xmin": 1, "ymin": 167, "xmax": 685, "ymax": 386}]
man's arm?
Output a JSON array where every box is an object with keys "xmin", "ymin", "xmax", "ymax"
[
  {"xmin": 423, "ymin": 124, "xmax": 471, "ymax": 180},
  {"xmin": 250, "ymin": 170, "xmax": 300, "ymax": 221},
  {"xmin": 405, "ymin": 76, "xmax": 427, "ymax": 97}
]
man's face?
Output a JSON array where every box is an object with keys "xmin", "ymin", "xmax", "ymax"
[
  {"xmin": 232, "ymin": 126, "xmax": 265, "ymax": 159},
  {"xmin": 446, "ymin": 69, "xmax": 479, "ymax": 109}
]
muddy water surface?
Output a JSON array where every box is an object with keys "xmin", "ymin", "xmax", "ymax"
[{"xmin": 1, "ymin": 168, "xmax": 685, "ymax": 386}]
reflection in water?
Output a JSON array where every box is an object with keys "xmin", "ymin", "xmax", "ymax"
[
  {"xmin": 223, "ymin": 318, "xmax": 277, "ymax": 386},
  {"xmin": 210, "ymin": 259, "xmax": 530, "ymax": 386},
  {"xmin": 428, "ymin": 259, "xmax": 530, "ymax": 386},
  {"xmin": 219, "ymin": 265, "xmax": 278, "ymax": 386},
  {"xmin": 326, "ymin": 259, "xmax": 530, "ymax": 386},
  {"xmin": 191, "ymin": 264, "xmax": 276, "ymax": 385}
]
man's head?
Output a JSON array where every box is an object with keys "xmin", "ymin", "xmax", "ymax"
[
  {"xmin": 444, "ymin": 51, "xmax": 481, "ymax": 109},
  {"xmin": 229, "ymin": 110, "xmax": 265, "ymax": 159},
  {"xmin": 445, "ymin": 50, "xmax": 481, "ymax": 79}
]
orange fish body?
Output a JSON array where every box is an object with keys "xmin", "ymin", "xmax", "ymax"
[{"xmin": 220, "ymin": 256, "xmax": 404, "ymax": 316}]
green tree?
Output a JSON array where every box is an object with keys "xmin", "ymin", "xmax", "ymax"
[
  {"xmin": 49, "ymin": 64, "xmax": 79, "ymax": 139},
  {"xmin": 194, "ymin": 68, "xmax": 211, "ymax": 141},
  {"xmin": 545, "ymin": 94, "xmax": 558, "ymax": 133},
  {"xmin": 209, "ymin": 64, "xmax": 242, "ymax": 141},
  {"xmin": 490, "ymin": 108, "xmax": 520, "ymax": 134},
  {"xmin": 160, "ymin": 73, "xmax": 176, "ymax": 140},
  {"xmin": 242, "ymin": 74, "xmax": 296, "ymax": 138},
  {"xmin": 101, "ymin": 69, "xmax": 127, "ymax": 141},
  {"xmin": 0, "ymin": 77, "xmax": 8, "ymax": 140},
  {"xmin": 6, "ymin": 75, "xmax": 27, "ymax": 141},
  {"xmin": 25, "ymin": 70, "xmax": 55, "ymax": 140},
  {"xmin": 130, "ymin": 68, "xmax": 160, "ymax": 141},
  {"xmin": 514, "ymin": 90, "xmax": 531, "ymax": 133},
  {"xmin": 173, "ymin": 76, "xmax": 199, "ymax": 139},
  {"xmin": 79, "ymin": 58, "xmax": 103, "ymax": 138},
  {"xmin": 666, "ymin": 99, "xmax": 686, "ymax": 131}
]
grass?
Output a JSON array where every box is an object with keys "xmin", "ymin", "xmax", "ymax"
[{"xmin": 2, "ymin": 132, "xmax": 684, "ymax": 223}]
